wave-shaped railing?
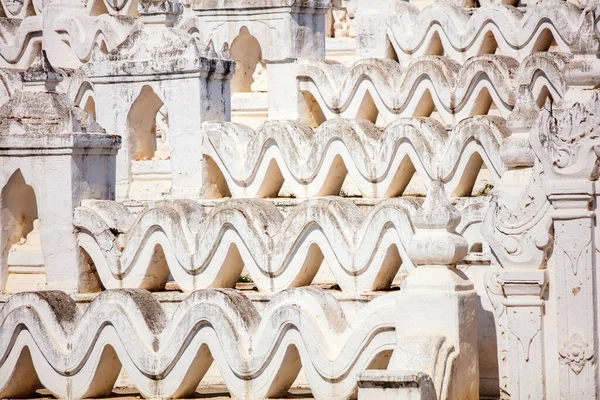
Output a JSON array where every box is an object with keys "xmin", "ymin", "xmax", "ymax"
[
  {"xmin": 385, "ymin": 0, "xmax": 599, "ymax": 63},
  {"xmin": 53, "ymin": 14, "xmax": 140, "ymax": 63},
  {"xmin": 0, "ymin": 288, "xmax": 396, "ymax": 399},
  {"xmin": 75, "ymin": 197, "xmax": 418, "ymax": 293},
  {"xmin": 0, "ymin": 6, "xmax": 139, "ymax": 69},
  {"xmin": 0, "ymin": 16, "xmax": 42, "ymax": 69},
  {"xmin": 297, "ymin": 53, "xmax": 571, "ymax": 125},
  {"xmin": 74, "ymin": 196, "xmax": 487, "ymax": 293},
  {"xmin": 203, "ymin": 117, "xmax": 509, "ymax": 199}
]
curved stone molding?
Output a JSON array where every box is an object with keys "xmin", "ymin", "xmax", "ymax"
[
  {"xmin": 384, "ymin": 1, "xmax": 599, "ymax": 63},
  {"xmin": 203, "ymin": 117, "xmax": 508, "ymax": 199},
  {"xmin": 0, "ymin": 0, "xmax": 42, "ymax": 19},
  {"xmin": 95, "ymin": 0, "xmax": 138, "ymax": 15},
  {"xmin": 0, "ymin": 1, "xmax": 189, "ymax": 70},
  {"xmin": 0, "ymin": 16, "xmax": 42, "ymax": 69},
  {"xmin": 0, "ymin": 288, "xmax": 396, "ymax": 399},
  {"xmin": 51, "ymin": 14, "xmax": 140, "ymax": 63},
  {"xmin": 296, "ymin": 53, "xmax": 568, "ymax": 125},
  {"xmin": 0, "ymin": 7, "xmax": 137, "ymax": 70},
  {"xmin": 82, "ymin": 25, "xmax": 233, "ymax": 78},
  {"xmin": 75, "ymin": 197, "xmax": 419, "ymax": 293}
]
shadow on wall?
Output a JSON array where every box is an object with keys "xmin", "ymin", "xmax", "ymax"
[
  {"xmin": 230, "ymin": 27, "xmax": 265, "ymax": 93},
  {"xmin": 1, "ymin": 169, "xmax": 44, "ymax": 293},
  {"xmin": 127, "ymin": 85, "xmax": 168, "ymax": 162}
]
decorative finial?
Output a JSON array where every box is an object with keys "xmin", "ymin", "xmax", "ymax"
[
  {"xmin": 501, "ymin": 85, "xmax": 538, "ymax": 168},
  {"xmin": 507, "ymin": 85, "xmax": 539, "ymax": 134},
  {"xmin": 407, "ymin": 181, "xmax": 468, "ymax": 266},
  {"xmin": 42, "ymin": 50, "xmax": 63, "ymax": 92}
]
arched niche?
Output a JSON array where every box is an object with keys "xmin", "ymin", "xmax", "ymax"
[
  {"xmin": 73, "ymin": 81, "xmax": 97, "ymax": 120},
  {"xmin": 83, "ymin": 96, "xmax": 97, "ymax": 120},
  {"xmin": 92, "ymin": 0, "xmax": 140, "ymax": 16},
  {"xmin": 230, "ymin": 27, "xmax": 264, "ymax": 93},
  {"xmin": 127, "ymin": 85, "xmax": 172, "ymax": 200},
  {"xmin": 1, "ymin": 169, "xmax": 37, "ymax": 249},
  {"xmin": 127, "ymin": 85, "xmax": 168, "ymax": 161},
  {"xmin": 1, "ymin": 169, "xmax": 45, "ymax": 292},
  {"xmin": 89, "ymin": 0, "xmax": 110, "ymax": 16}
]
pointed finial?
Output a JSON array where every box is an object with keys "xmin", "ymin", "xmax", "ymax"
[
  {"xmin": 501, "ymin": 85, "xmax": 537, "ymax": 168},
  {"xmin": 507, "ymin": 85, "xmax": 539, "ymax": 134},
  {"xmin": 42, "ymin": 50, "xmax": 63, "ymax": 92},
  {"xmin": 407, "ymin": 181, "xmax": 468, "ymax": 266},
  {"xmin": 219, "ymin": 42, "xmax": 231, "ymax": 59},
  {"xmin": 204, "ymin": 39, "xmax": 218, "ymax": 58}
]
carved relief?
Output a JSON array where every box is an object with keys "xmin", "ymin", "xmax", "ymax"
[
  {"xmin": 482, "ymin": 162, "xmax": 553, "ymax": 271},
  {"xmin": 3, "ymin": 0, "xmax": 24, "ymax": 15},
  {"xmin": 484, "ymin": 269, "xmax": 510, "ymax": 399},
  {"xmin": 531, "ymin": 95, "xmax": 600, "ymax": 399},
  {"xmin": 559, "ymin": 334, "xmax": 594, "ymax": 375},
  {"xmin": 532, "ymin": 94, "xmax": 600, "ymax": 181},
  {"xmin": 103, "ymin": 0, "xmax": 129, "ymax": 12},
  {"xmin": 138, "ymin": 0, "xmax": 183, "ymax": 15}
]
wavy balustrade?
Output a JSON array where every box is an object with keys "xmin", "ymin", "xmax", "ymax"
[
  {"xmin": 297, "ymin": 53, "xmax": 570, "ymax": 125},
  {"xmin": 0, "ymin": 16, "xmax": 42, "ymax": 69},
  {"xmin": 0, "ymin": 5, "xmax": 143, "ymax": 69},
  {"xmin": 203, "ymin": 117, "xmax": 509, "ymax": 199},
  {"xmin": 75, "ymin": 196, "xmax": 488, "ymax": 293},
  {"xmin": 75, "ymin": 197, "xmax": 419, "ymax": 293},
  {"xmin": 0, "ymin": 288, "xmax": 396, "ymax": 399},
  {"xmin": 53, "ymin": 14, "xmax": 140, "ymax": 63},
  {"xmin": 385, "ymin": 0, "xmax": 599, "ymax": 63}
]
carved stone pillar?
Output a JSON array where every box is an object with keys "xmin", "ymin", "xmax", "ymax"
[
  {"xmin": 0, "ymin": 89, "xmax": 120, "ymax": 293},
  {"xmin": 498, "ymin": 270, "xmax": 547, "ymax": 399},
  {"xmin": 481, "ymin": 84, "xmax": 552, "ymax": 400},
  {"xmin": 530, "ymin": 96, "xmax": 600, "ymax": 398},
  {"xmin": 548, "ymin": 183, "xmax": 597, "ymax": 397},
  {"xmin": 388, "ymin": 182, "xmax": 479, "ymax": 400},
  {"xmin": 485, "ymin": 93, "xmax": 600, "ymax": 399}
]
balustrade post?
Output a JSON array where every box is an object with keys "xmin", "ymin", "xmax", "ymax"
[{"xmin": 497, "ymin": 270, "xmax": 547, "ymax": 399}]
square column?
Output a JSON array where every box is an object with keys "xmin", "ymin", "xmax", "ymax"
[
  {"xmin": 84, "ymin": 25, "xmax": 234, "ymax": 201},
  {"xmin": 0, "ymin": 90, "xmax": 120, "ymax": 294}
]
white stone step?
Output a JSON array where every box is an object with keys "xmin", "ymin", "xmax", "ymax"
[{"xmin": 7, "ymin": 250, "xmax": 44, "ymax": 267}]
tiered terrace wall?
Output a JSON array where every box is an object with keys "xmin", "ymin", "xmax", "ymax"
[{"xmin": 0, "ymin": 0, "xmax": 599, "ymax": 399}]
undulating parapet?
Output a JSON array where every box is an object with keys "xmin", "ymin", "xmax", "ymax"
[
  {"xmin": 357, "ymin": 0, "xmax": 600, "ymax": 62},
  {"xmin": 0, "ymin": 15, "xmax": 42, "ymax": 69},
  {"xmin": 0, "ymin": 0, "xmax": 142, "ymax": 71},
  {"xmin": 296, "ymin": 53, "xmax": 573, "ymax": 126},
  {"xmin": 50, "ymin": 13, "xmax": 140, "ymax": 64},
  {"xmin": 4, "ymin": 0, "xmax": 600, "ymax": 398},
  {"xmin": 74, "ymin": 195, "xmax": 486, "ymax": 293},
  {"xmin": 202, "ymin": 117, "xmax": 508, "ymax": 199},
  {"xmin": 75, "ymin": 197, "xmax": 417, "ymax": 293},
  {"xmin": 0, "ymin": 287, "xmax": 396, "ymax": 399}
]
